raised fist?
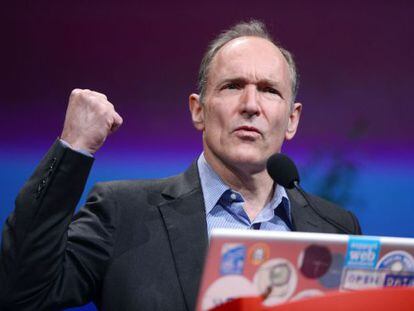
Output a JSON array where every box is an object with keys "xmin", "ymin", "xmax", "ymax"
[{"xmin": 60, "ymin": 89, "xmax": 123, "ymax": 154}]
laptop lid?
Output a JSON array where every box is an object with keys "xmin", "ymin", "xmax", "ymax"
[{"xmin": 196, "ymin": 229, "xmax": 414, "ymax": 311}]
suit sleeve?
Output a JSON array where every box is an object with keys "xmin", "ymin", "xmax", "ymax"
[{"xmin": 0, "ymin": 140, "xmax": 117, "ymax": 310}]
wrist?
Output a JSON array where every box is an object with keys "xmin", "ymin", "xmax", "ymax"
[{"xmin": 59, "ymin": 138, "xmax": 95, "ymax": 157}]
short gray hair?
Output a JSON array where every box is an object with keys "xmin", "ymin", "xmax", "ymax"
[{"xmin": 197, "ymin": 20, "xmax": 299, "ymax": 105}]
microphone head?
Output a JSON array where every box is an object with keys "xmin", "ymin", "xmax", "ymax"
[{"xmin": 266, "ymin": 153, "xmax": 300, "ymax": 189}]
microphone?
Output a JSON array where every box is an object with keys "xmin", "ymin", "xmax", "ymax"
[
  {"xmin": 266, "ymin": 153, "xmax": 300, "ymax": 189},
  {"xmin": 266, "ymin": 153, "xmax": 353, "ymax": 234}
]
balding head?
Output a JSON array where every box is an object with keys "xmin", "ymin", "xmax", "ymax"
[{"xmin": 197, "ymin": 20, "xmax": 299, "ymax": 105}]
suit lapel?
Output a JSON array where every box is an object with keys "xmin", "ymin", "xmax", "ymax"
[
  {"xmin": 287, "ymin": 188, "xmax": 324, "ymax": 232},
  {"xmin": 157, "ymin": 163, "xmax": 208, "ymax": 311}
]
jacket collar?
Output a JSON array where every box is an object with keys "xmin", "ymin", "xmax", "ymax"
[
  {"xmin": 157, "ymin": 162, "xmax": 208, "ymax": 311},
  {"xmin": 287, "ymin": 188, "xmax": 325, "ymax": 232}
]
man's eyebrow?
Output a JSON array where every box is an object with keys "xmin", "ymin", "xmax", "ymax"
[
  {"xmin": 217, "ymin": 77, "xmax": 280, "ymax": 86},
  {"xmin": 217, "ymin": 77, "xmax": 247, "ymax": 86},
  {"xmin": 257, "ymin": 78, "xmax": 281, "ymax": 87}
]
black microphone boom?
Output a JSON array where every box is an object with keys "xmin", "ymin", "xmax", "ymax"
[{"xmin": 266, "ymin": 153, "xmax": 353, "ymax": 234}]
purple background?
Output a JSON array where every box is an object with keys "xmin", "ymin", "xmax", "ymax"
[{"xmin": 1, "ymin": 1, "xmax": 413, "ymax": 309}]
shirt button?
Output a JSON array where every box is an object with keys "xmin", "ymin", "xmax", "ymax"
[{"xmin": 230, "ymin": 193, "xmax": 237, "ymax": 200}]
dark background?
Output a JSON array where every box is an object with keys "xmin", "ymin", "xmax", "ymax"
[{"xmin": 1, "ymin": 1, "xmax": 413, "ymax": 310}]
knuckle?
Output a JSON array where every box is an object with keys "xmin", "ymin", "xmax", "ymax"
[
  {"xmin": 99, "ymin": 100, "xmax": 114, "ymax": 112},
  {"xmin": 70, "ymin": 88, "xmax": 81, "ymax": 98},
  {"xmin": 95, "ymin": 91, "xmax": 107, "ymax": 100},
  {"xmin": 72, "ymin": 89, "xmax": 90, "ymax": 101},
  {"xmin": 85, "ymin": 89, "xmax": 107, "ymax": 100},
  {"xmin": 78, "ymin": 93, "xmax": 89, "ymax": 103},
  {"xmin": 100, "ymin": 100, "xmax": 112, "ymax": 110}
]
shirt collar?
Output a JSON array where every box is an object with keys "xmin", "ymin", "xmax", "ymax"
[
  {"xmin": 197, "ymin": 153, "xmax": 230, "ymax": 214},
  {"xmin": 197, "ymin": 153, "xmax": 291, "ymax": 218}
]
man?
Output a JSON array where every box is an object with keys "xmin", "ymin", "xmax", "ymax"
[{"xmin": 0, "ymin": 21, "xmax": 361, "ymax": 310}]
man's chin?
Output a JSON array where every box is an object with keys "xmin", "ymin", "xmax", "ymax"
[
  {"xmin": 203, "ymin": 142, "xmax": 276, "ymax": 173},
  {"xmin": 225, "ymin": 150, "xmax": 269, "ymax": 172}
]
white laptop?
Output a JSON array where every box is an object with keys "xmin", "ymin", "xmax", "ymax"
[{"xmin": 196, "ymin": 229, "xmax": 414, "ymax": 311}]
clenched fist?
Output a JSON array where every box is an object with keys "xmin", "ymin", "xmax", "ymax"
[{"xmin": 60, "ymin": 89, "xmax": 123, "ymax": 154}]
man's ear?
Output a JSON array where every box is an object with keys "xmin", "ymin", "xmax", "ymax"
[
  {"xmin": 189, "ymin": 93, "xmax": 205, "ymax": 131},
  {"xmin": 285, "ymin": 102, "xmax": 302, "ymax": 140}
]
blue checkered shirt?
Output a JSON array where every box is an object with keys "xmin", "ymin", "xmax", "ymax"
[{"xmin": 197, "ymin": 153, "xmax": 292, "ymax": 238}]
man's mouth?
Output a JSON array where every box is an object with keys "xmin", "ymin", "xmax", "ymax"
[
  {"xmin": 234, "ymin": 126, "xmax": 261, "ymax": 135},
  {"xmin": 233, "ymin": 126, "xmax": 262, "ymax": 139}
]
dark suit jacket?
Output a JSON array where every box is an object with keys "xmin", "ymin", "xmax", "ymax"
[{"xmin": 0, "ymin": 141, "xmax": 361, "ymax": 311}]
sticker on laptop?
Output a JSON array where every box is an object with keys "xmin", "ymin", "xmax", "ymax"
[
  {"xmin": 202, "ymin": 275, "xmax": 258, "ymax": 311},
  {"xmin": 220, "ymin": 243, "xmax": 246, "ymax": 275},
  {"xmin": 291, "ymin": 289, "xmax": 324, "ymax": 301},
  {"xmin": 248, "ymin": 243, "xmax": 270, "ymax": 266},
  {"xmin": 383, "ymin": 272, "xmax": 414, "ymax": 287},
  {"xmin": 345, "ymin": 237, "xmax": 381, "ymax": 269},
  {"xmin": 298, "ymin": 244, "xmax": 332, "ymax": 279},
  {"xmin": 253, "ymin": 258, "xmax": 297, "ymax": 306},
  {"xmin": 319, "ymin": 253, "xmax": 345, "ymax": 289},
  {"xmin": 376, "ymin": 250, "xmax": 414, "ymax": 272},
  {"xmin": 340, "ymin": 268, "xmax": 386, "ymax": 291}
]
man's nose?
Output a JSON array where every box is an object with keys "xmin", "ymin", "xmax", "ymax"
[{"xmin": 240, "ymin": 85, "xmax": 260, "ymax": 117}]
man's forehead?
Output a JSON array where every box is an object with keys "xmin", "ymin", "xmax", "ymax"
[
  {"xmin": 209, "ymin": 36, "xmax": 291, "ymax": 85},
  {"xmin": 219, "ymin": 36, "xmax": 280, "ymax": 55}
]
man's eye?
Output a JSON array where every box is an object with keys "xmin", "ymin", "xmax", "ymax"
[
  {"xmin": 263, "ymin": 87, "xmax": 278, "ymax": 94},
  {"xmin": 225, "ymin": 83, "xmax": 240, "ymax": 90}
]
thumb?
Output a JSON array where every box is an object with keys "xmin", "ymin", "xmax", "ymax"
[{"xmin": 110, "ymin": 112, "xmax": 123, "ymax": 133}]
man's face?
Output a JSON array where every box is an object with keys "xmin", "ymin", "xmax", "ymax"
[{"xmin": 190, "ymin": 37, "xmax": 301, "ymax": 173}]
